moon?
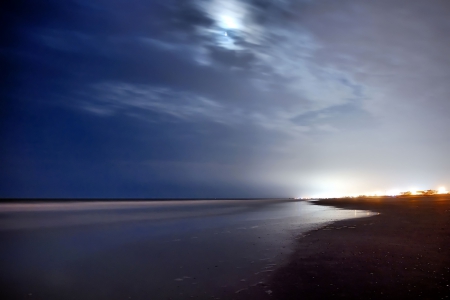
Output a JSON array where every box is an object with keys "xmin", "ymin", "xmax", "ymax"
[{"xmin": 220, "ymin": 15, "xmax": 240, "ymax": 30}]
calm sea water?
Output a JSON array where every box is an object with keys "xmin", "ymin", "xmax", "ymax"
[{"xmin": 0, "ymin": 199, "xmax": 373, "ymax": 299}]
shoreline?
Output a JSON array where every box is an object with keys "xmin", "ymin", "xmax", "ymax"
[
  {"xmin": 2, "ymin": 197, "xmax": 448, "ymax": 299},
  {"xmin": 268, "ymin": 195, "xmax": 450, "ymax": 299},
  {"xmin": 1, "ymin": 200, "xmax": 357, "ymax": 300}
]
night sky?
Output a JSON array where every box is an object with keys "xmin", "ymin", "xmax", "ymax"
[{"xmin": 2, "ymin": 0, "xmax": 450, "ymax": 198}]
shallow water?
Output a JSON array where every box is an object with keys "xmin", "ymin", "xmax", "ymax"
[{"xmin": 0, "ymin": 199, "xmax": 374, "ymax": 299}]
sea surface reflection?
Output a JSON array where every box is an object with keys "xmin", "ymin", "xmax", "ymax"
[{"xmin": 0, "ymin": 199, "xmax": 374, "ymax": 299}]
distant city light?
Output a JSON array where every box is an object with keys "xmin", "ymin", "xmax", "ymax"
[
  {"xmin": 438, "ymin": 186, "xmax": 448, "ymax": 194},
  {"xmin": 407, "ymin": 187, "xmax": 417, "ymax": 195},
  {"xmin": 300, "ymin": 186, "xmax": 449, "ymax": 199},
  {"xmin": 386, "ymin": 189, "xmax": 401, "ymax": 196}
]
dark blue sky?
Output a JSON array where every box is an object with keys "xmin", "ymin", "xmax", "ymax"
[{"xmin": 2, "ymin": 0, "xmax": 450, "ymax": 198}]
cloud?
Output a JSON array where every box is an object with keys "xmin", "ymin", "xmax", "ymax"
[
  {"xmin": 190, "ymin": 0, "xmax": 368, "ymax": 120},
  {"xmin": 82, "ymin": 82, "xmax": 231, "ymax": 122},
  {"xmin": 5, "ymin": 0, "xmax": 450, "ymax": 197},
  {"xmin": 80, "ymin": 82, "xmax": 315, "ymax": 137},
  {"xmin": 28, "ymin": 0, "xmax": 368, "ymax": 127},
  {"xmin": 65, "ymin": 0, "xmax": 371, "ymax": 140}
]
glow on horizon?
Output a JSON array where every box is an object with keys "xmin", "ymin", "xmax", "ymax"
[
  {"xmin": 301, "ymin": 185, "xmax": 448, "ymax": 199},
  {"xmin": 386, "ymin": 189, "xmax": 401, "ymax": 196},
  {"xmin": 410, "ymin": 187, "xmax": 419, "ymax": 195}
]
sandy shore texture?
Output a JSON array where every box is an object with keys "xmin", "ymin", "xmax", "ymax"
[{"xmin": 269, "ymin": 195, "xmax": 450, "ymax": 300}]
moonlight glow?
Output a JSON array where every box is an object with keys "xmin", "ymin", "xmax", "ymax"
[{"xmin": 220, "ymin": 15, "xmax": 240, "ymax": 29}]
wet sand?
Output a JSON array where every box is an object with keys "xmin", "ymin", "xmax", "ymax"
[{"xmin": 269, "ymin": 195, "xmax": 450, "ymax": 299}]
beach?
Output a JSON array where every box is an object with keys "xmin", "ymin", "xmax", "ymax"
[
  {"xmin": 2, "ymin": 197, "xmax": 448, "ymax": 299},
  {"xmin": 270, "ymin": 195, "xmax": 450, "ymax": 299}
]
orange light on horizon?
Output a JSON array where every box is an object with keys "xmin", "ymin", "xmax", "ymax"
[
  {"xmin": 409, "ymin": 187, "xmax": 419, "ymax": 195},
  {"xmin": 386, "ymin": 189, "xmax": 401, "ymax": 196},
  {"xmin": 301, "ymin": 185, "xmax": 449, "ymax": 199},
  {"xmin": 438, "ymin": 187, "xmax": 448, "ymax": 194}
]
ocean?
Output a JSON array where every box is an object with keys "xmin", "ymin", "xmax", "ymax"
[{"xmin": 0, "ymin": 199, "xmax": 373, "ymax": 299}]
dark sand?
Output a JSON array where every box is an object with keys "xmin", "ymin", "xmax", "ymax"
[{"xmin": 269, "ymin": 195, "xmax": 450, "ymax": 300}]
